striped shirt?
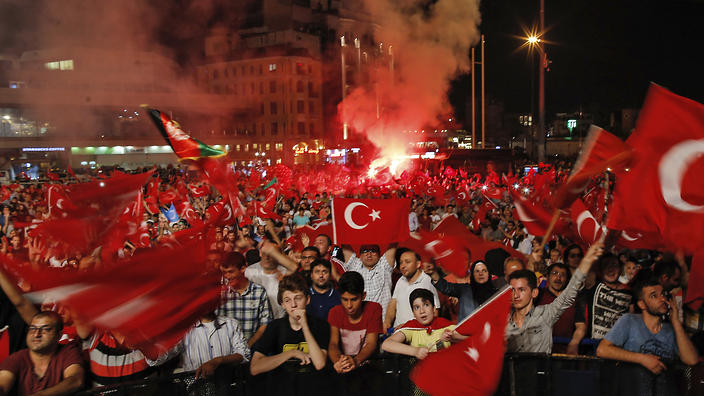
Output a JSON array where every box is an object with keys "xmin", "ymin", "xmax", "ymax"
[
  {"xmin": 179, "ymin": 317, "xmax": 250, "ymax": 371},
  {"xmin": 216, "ymin": 281, "xmax": 273, "ymax": 341},
  {"xmin": 84, "ymin": 332, "xmax": 154, "ymax": 386}
]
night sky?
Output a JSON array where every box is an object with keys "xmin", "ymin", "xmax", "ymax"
[{"xmin": 477, "ymin": 0, "xmax": 704, "ymax": 115}]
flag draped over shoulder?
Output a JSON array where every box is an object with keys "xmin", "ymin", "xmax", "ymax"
[
  {"xmin": 145, "ymin": 108, "xmax": 225, "ymax": 160},
  {"xmin": 411, "ymin": 287, "xmax": 512, "ymax": 396}
]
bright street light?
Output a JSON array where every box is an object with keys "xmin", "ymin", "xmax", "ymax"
[{"xmin": 527, "ymin": 35, "xmax": 539, "ymax": 45}]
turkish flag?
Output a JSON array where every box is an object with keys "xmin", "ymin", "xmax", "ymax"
[
  {"xmin": 510, "ymin": 188, "xmax": 564, "ymax": 236},
  {"xmin": 553, "ymin": 126, "xmax": 632, "ymax": 209},
  {"xmin": 46, "ymin": 185, "xmax": 75, "ymax": 219},
  {"xmin": 569, "ymin": 199, "xmax": 605, "ymax": 246},
  {"xmin": 411, "ymin": 287, "xmax": 511, "ymax": 396},
  {"xmin": 5, "ymin": 239, "xmax": 221, "ymax": 361},
  {"xmin": 605, "ymin": 84, "xmax": 704, "ymax": 302},
  {"xmin": 331, "ymin": 198, "xmax": 410, "ymax": 245}
]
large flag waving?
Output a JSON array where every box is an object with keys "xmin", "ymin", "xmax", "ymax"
[
  {"xmin": 331, "ymin": 198, "xmax": 410, "ymax": 245},
  {"xmin": 145, "ymin": 108, "xmax": 225, "ymax": 160},
  {"xmin": 606, "ymin": 84, "xmax": 704, "ymax": 302},
  {"xmin": 552, "ymin": 126, "xmax": 632, "ymax": 209},
  {"xmin": 411, "ymin": 287, "xmax": 512, "ymax": 396}
]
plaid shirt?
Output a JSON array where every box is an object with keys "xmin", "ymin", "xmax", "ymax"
[
  {"xmin": 343, "ymin": 254, "xmax": 394, "ymax": 319},
  {"xmin": 216, "ymin": 281, "xmax": 273, "ymax": 341}
]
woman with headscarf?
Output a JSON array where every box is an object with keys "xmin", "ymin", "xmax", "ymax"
[{"xmin": 429, "ymin": 260, "xmax": 498, "ymax": 322}]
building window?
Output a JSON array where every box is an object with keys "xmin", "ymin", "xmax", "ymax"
[
  {"xmin": 213, "ymin": 69, "xmax": 219, "ymax": 79},
  {"xmin": 244, "ymin": 144, "xmax": 249, "ymax": 151},
  {"xmin": 241, "ymin": 66, "xmax": 245, "ymax": 75},
  {"xmin": 236, "ymin": 144, "xmax": 241, "ymax": 151},
  {"xmin": 261, "ymin": 103, "xmax": 265, "ymax": 115},
  {"xmin": 310, "ymin": 123, "xmax": 315, "ymax": 135},
  {"xmin": 297, "ymin": 122, "xmax": 306, "ymax": 135},
  {"xmin": 297, "ymin": 100, "xmax": 305, "ymax": 114},
  {"xmin": 260, "ymin": 82, "xmax": 264, "ymax": 95},
  {"xmin": 296, "ymin": 62, "xmax": 305, "ymax": 75},
  {"xmin": 296, "ymin": 80, "xmax": 304, "ymax": 93},
  {"xmin": 265, "ymin": 143, "xmax": 271, "ymax": 151},
  {"xmin": 269, "ymin": 81, "xmax": 276, "ymax": 93},
  {"xmin": 224, "ymin": 68, "xmax": 229, "ymax": 78},
  {"xmin": 268, "ymin": 63, "xmax": 277, "ymax": 71},
  {"xmin": 271, "ymin": 122, "xmax": 278, "ymax": 136},
  {"xmin": 259, "ymin": 64, "xmax": 263, "ymax": 75},
  {"xmin": 309, "ymin": 101, "xmax": 314, "ymax": 114},
  {"xmin": 270, "ymin": 102, "xmax": 277, "ymax": 115},
  {"xmin": 253, "ymin": 143, "xmax": 258, "ymax": 149},
  {"xmin": 232, "ymin": 67, "xmax": 237, "ymax": 76},
  {"xmin": 275, "ymin": 143, "xmax": 284, "ymax": 151},
  {"xmin": 251, "ymin": 83, "xmax": 255, "ymax": 95}
]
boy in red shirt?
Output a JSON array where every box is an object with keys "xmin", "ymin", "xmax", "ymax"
[{"xmin": 327, "ymin": 271, "xmax": 383, "ymax": 373}]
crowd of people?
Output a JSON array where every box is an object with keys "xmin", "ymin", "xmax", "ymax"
[{"xmin": 0, "ymin": 160, "xmax": 702, "ymax": 396}]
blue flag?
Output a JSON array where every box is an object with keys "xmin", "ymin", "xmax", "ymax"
[{"xmin": 161, "ymin": 203, "xmax": 180, "ymax": 224}]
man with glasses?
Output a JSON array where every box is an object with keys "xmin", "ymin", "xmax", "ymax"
[
  {"xmin": 0, "ymin": 312, "xmax": 85, "ymax": 396},
  {"xmin": 563, "ymin": 244, "xmax": 584, "ymax": 275},
  {"xmin": 536, "ymin": 263, "xmax": 587, "ymax": 355},
  {"xmin": 299, "ymin": 246, "xmax": 321, "ymax": 286},
  {"xmin": 342, "ymin": 245, "xmax": 396, "ymax": 320}
]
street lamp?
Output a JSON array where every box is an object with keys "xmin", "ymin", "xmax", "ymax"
[{"xmin": 525, "ymin": 30, "xmax": 547, "ymax": 162}]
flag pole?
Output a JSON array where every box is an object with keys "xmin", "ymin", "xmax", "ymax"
[{"xmin": 538, "ymin": 209, "xmax": 561, "ymax": 251}]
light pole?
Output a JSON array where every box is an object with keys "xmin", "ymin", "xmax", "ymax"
[{"xmin": 526, "ymin": 29, "xmax": 546, "ymax": 162}]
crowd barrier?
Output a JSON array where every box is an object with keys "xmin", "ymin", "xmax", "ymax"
[{"xmin": 74, "ymin": 353, "xmax": 704, "ymax": 396}]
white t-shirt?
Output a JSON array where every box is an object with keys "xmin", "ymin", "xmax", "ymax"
[
  {"xmin": 244, "ymin": 262, "xmax": 288, "ymax": 319},
  {"xmin": 391, "ymin": 271, "xmax": 440, "ymax": 327}
]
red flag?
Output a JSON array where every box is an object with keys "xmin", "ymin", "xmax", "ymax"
[
  {"xmin": 331, "ymin": 198, "xmax": 410, "ymax": 245},
  {"xmin": 607, "ymin": 84, "xmax": 704, "ymax": 255},
  {"xmin": 510, "ymin": 189, "xmax": 558, "ymax": 236},
  {"xmin": 552, "ymin": 126, "xmax": 632, "ymax": 208},
  {"xmin": 8, "ymin": 239, "xmax": 221, "ymax": 361},
  {"xmin": 604, "ymin": 85, "xmax": 704, "ymax": 302},
  {"xmin": 416, "ymin": 230, "xmax": 470, "ymax": 277},
  {"xmin": 67, "ymin": 165, "xmax": 77, "ymax": 180},
  {"xmin": 1, "ymin": 185, "xmax": 10, "ymax": 202},
  {"xmin": 46, "ymin": 171, "xmax": 60, "ymax": 181},
  {"xmin": 411, "ymin": 287, "xmax": 511, "ymax": 396},
  {"xmin": 46, "ymin": 185, "xmax": 75, "ymax": 219},
  {"xmin": 569, "ymin": 199, "xmax": 605, "ymax": 246},
  {"xmin": 434, "ymin": 216, "xmax": 524, "ymax": 265}
]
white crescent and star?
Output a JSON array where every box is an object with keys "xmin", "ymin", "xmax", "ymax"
[
  {"xmin": 343, "ymin": 202, "xmax": 382, "ymax": 230},
  {"xmin": 424, "ymin": 240, "xmax": 453, "ymax": 260},
  {"xmin": 576, "ymin": 210, "xmax": 600, "ymax": 242},
  {"xmin": 659, "ymin": 139, "xmax": 704, "ymax": 212}
]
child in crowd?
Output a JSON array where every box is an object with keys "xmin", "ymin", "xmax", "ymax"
[
  {"xmin": 327, "ymin": 271, "xmax": 383, "ymax": 373},
  {"xmin": 381, "ymin": 288, "xmax": 466, "ymax": 359}
]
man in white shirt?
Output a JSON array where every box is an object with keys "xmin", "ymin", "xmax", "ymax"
[
  {"xmin": 384, "ymin": 248, "xmax": 440, "ymax": 329},
  {"xmin": 245, "ymin": 241, "xmax": 298, "ymax": 319},
  {"xmin": 408, "ymin": 206, "xmax": 420, "ymax": 232}
]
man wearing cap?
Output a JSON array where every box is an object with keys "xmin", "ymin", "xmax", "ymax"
[{"xmin": 342, "ymin": 245, "xmax": 396, "ymax": 319}]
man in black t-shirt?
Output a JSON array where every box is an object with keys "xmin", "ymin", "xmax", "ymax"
[{"xmin": 249, "ymin": 274, "xmax": 330, "ymax": 395}]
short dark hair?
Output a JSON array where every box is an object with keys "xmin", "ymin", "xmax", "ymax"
[
  {"xmin": 316, "ymin": 234, "xmax": 332, "ymax": 246},
  {"xmin": 508, "ymin": 269, "xmax": 538, "ymax": 290},
  {"xmin": 563, "ymin": 244, "xmax": 583, "ymax": 262},
  {"xmin": 359, "ymin": 244, "xmax": 380, "ymax": 254},
  {"xmin": 630, "ymin": 268, "xmax": 661, "ymax": 301},
  {"xmin": 653, "ymin": 257, "xmax": 680, "ymax": 279},
  {"xmin": 395, "ymin": 247, "xmax": 420, "ymax": 264},
  {"xmin": 546, "ymin": 263, "xmax": 571, "ymax": 281},
  {"xmin": 302, "ymin": 246, "xmax": 321, "ymax": 257},
  {"xmin": 245, "ymin": 249, "xmax": 260, "ymax": 266},
  {"xmin": 277, "ymin": 273, "xmax": 310, "ymax": 304},
  {"xmin": 409, "ymin": 288, "xmax": 435, "ymax": 308},
  {"xmin": 221, "ymin": 251, "xmax": 246, "ymax": 270},
  {"xmin": 598, "ymin": 253, "xmax": 622, "ymax": 272},
  {"xmin": 338, "ymin": 271, "xmax": 364, "ymax": 296},
  {"xmin": 310, "ymin": 258, "xmax": 331, "ymax": 272},
  {"xmin": 32, "ymin": 311, "xmax": 64, "ymax": 332}
]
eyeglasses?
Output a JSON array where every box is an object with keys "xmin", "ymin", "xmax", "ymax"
[
  {"xmin": 360, "ymin": 249, "xmax": 378, "ymax": 254},
  {"xmin": 28, "ymin": 325, "xmax": 55, "ymax": 334},
  {"xmin": 549, "ymin": 271, "xmax": 566, "ymax": 278}
]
